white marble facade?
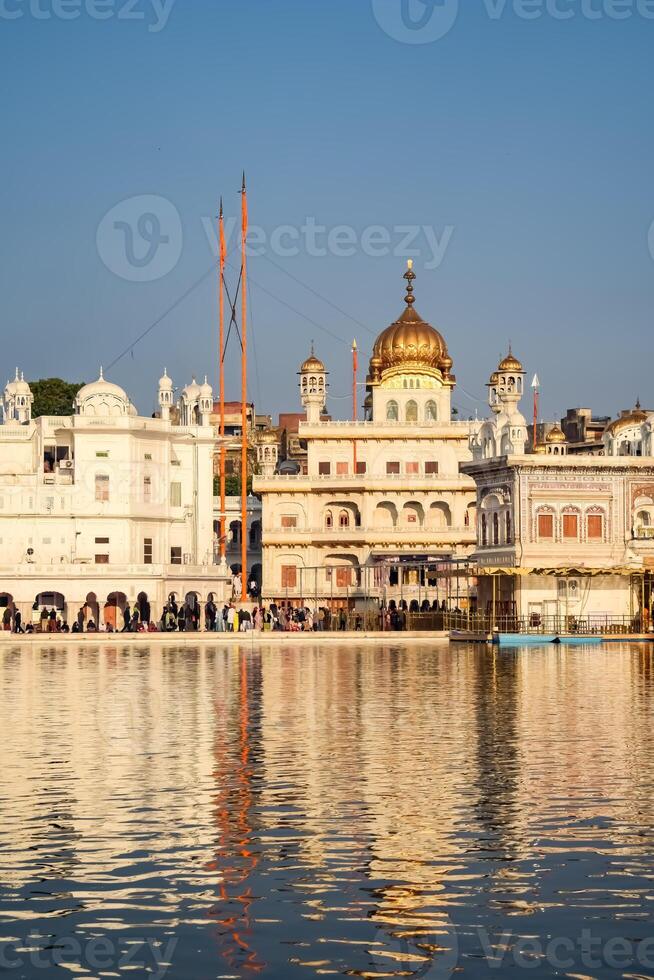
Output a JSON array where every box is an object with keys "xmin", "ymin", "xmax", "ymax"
[{"xmin": 0, "ymin": 369, "xmax": 228, "ymax": 627}]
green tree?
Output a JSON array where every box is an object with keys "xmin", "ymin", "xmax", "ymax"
[
  {"xmin": 30, "ymin": 378, "xmax": 85, "ymax": 418},
  {"xmin": 213, "ymin": 475, "xmax": 255, "ymax": 497}
]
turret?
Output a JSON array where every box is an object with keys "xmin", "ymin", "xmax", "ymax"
[
  {"xmin": 256, "ymin": 429, "xmax": 280, "ymax": 478},
  {"xmin": 158, "ymin": 368, "xmax": 173, "ymax": 421},
  {"xmin": 299, "ymin": 345, "xmax": 328, "ymax": 424},
  {"xmin": 199, "ymin": 377, "xmax": 213, "ymax": 426}
]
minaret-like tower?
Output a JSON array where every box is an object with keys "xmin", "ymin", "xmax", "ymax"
[
  {"xmin": 199, "ymin": 377, "xmax": 214, "ymax": 426},
  {"xmin": 4, "ymin": 371, "xmax": 34, "ymax": 424},
  {"xmin": 256, "ymin": 429, "xmax": 280, "ymax": 478},
  {"xmin": 487, "ymin": 371, "xmax": 502, "ymax": 415},
  {"xmin": 299, "ymin": 345, "xmax": 328, "ymax": 424},
  {"xmin": 495, "ymin": 346, "xmax": 526, "ymax": 413},
  {"xmin": 158, "ymin": 369, "xmax": 174, "ymax": 421}
]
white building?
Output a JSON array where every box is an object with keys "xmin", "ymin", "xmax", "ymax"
[
  {"xmin": 0, "ymin": 368, "xmax": 229, "ymax": 627},
  {"xmin": 463, "ymin": 357, "xmax": 654, "ymax": 630},
  {"xmin": 254, "ymin": 263, "xmax": 478, "ymax": 609}
]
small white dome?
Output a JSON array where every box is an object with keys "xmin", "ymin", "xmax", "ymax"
[
  {"xmin": 200, "ymin": 376, "xmax": 213, "ymax": 397},
  {"xmin": 14, "ymin": 372, "xmax": 32, "ymax": 396},
  {"xmin": 159, "ymin": 368, "xmax": 173, "ymax": 390},
  {"xmin": 75, "ymin": 368, "xmax": 130, "ymax": 417},
  {"xmin": 182, "ymin": 377, "xmax": 200, "ymax": 400}
]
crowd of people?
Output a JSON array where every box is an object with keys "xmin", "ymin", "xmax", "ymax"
[{"xmin": 1, "ymin": 596, "xmax": 449, "ymax": 635}]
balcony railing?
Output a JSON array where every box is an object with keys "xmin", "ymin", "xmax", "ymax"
[
  {"xmin": 634, "ymin": 527, "xmax": 654, "ymax": 540},
  {"xmin": 445, "ymin": 612, "xmax": 648, "ymax": 635}
]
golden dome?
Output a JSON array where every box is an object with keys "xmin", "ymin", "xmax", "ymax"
[
  {"xmin": 370, "ymin": 263, "xmax": 452, "ymax": 380},
  {"xmin": 546, "ymin": 424, "xmax": 566, "ymax": 444},
  {"xmin": 532, "ymin": 442, "xmax": 548, "ymax": 455},
  {"xmin": 498, "ymin": 347, "xmax": 523, "ymax": 373},
  {"xmin": 605, "ymin": 404, "xmax": 647, "ymax": 436},
  {"xmin": 300, "ymin": 346, "xmax": 326, "ymax": 373},
  {"xmin": 258, "ymin": 427, "xmax": 280, "ymax": 444}
]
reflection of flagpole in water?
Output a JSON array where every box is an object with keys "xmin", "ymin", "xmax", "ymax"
[{"xmin": 208, "ymin": 650, "xmax": 264, "ymax": 973}]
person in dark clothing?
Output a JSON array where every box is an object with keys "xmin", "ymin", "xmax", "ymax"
[
  {"xmin": 77, "ymin": 607, "xmax": 85, "ymax": 632},
  {"xmin": 339, "ymin": 608, "xmax": 347, "ymax": 631},
  {"xmin": 48, "ymin": 608, "xmax": 57, "ymax": 632},
  {"xmin": 121, "ymin": 604, "xmax": 131, "ymax": 632},
  {"xmin": 177, "ymin": 607, "xmax": 186, "ymax": 632},
  {"xmin": 13, "ymin": 610, "xmax": 24, "ymax": 633}
]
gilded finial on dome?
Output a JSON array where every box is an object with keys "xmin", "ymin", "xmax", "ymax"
[{"xmin": 403, "ymin": 259, "xmax": 416, "ymax": 306}]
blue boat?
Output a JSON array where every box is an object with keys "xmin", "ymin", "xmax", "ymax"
[
  {"xmin": 494, "ymin": 633, "xmax": 604, "ymax": 646},
  {"xmin": 494, "ymin": 633, "xmax": 557, "ymax": 646}
]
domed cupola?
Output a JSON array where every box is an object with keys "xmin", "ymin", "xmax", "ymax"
[
  {"xmin": 74, "ymin": 368, "xmax": 130, "ymax": 418},
  {"xmin": 369, "ymin": 261, "xmax": 454, "ymax": 386}
]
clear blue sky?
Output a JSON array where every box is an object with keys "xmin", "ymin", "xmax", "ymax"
[{"xmin": 1, "ymin": 0, "xmax": 653, "ymax": 422}]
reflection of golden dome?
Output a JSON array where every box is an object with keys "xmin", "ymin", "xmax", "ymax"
[
  {"xmin": 546, "ymin": 424, "xmax": 566, "ymax": 444},
  {"xmin": 370, "ymin": 264, "xmax": 452, "ymax": 380},
  {"xmin": 498, "ymin": 348, "xmax": 523, "ymax": 373}
]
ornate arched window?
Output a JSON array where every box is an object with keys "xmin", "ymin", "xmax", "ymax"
[
  {"xmin": 386, "ymin": 400, "xmax": 399, "ymax": 421},
  {"xmin": 425, "ymin": 400, "xmax": 438, "ymax": 422},
  {"xmin": 339, "ymin": 510, "xmax": 350, "ymax": 529},
  {"xmin": 325, "ymin": 510, "xmax": 334, "ymax": 530},
  {"xmin": 406, "ymin": 400, "xmax": 418, "ymax": 423},
  {"xmin": 493, "ymin": 512, "xmax": 500, "ymax": 545},
  {"xmin": 506, "ymin": 511, "xmax": 512, "ymax": 544},
  {"xmin": 481, "ymin": 513, "xmax": 488, "ymax": 546}
]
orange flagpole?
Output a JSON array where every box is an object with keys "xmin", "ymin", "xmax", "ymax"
[
  {"xmin": 241, "ymin": 173, "xmax": 248, "ymax": 595},
  {"xmin": 352, "ymin": 339, "xmax": 358, "ymax": 472},
  {"xmin": 219, "ymin": 198, "xmax": 226, "ymax": 562}
]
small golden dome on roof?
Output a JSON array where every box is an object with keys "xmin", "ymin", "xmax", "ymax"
[
  {"xmin": 259, "ymin": 427, "xmax": 280, "ymax": 444},
  {"xmin": 498, "ymin": 346, "xmax": 523, "ymax": 373},
  {"xmin": 605, "ymin": 402, "xmax": 647, "ymax": 436},
  {"xmin": 300, "ymin": 344, "xmax": 326, "ymax": 374},
  {"xmin": 532, "ymin": 442, "xmax": 548, "ymax": 454},
  {"xmin": 546, "ymin": 424, "xmax": 566, "ymax": 444}
]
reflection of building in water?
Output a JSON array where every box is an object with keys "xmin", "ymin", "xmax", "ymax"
[
  {"xmin": 208, "ymin": 651, "xmax": 265, "ymax": 974},
  {"xmin": 2, "ymin": 644, "xmax": 654, "ymax": 979}
]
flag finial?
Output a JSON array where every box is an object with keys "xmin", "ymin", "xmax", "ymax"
[{"xmin": 403, "ymin": 259, "xmax": 416, "ymax": 305}]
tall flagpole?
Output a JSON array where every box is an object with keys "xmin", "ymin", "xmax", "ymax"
[
  {"xmin": 218, "ymin": 198, "xmax": 227, "ymax": 564},
  {"xmin": 531, "ymin": 373, "xmax": 540, "ymax": 451},
  {"xmin": 352, "ymin": 339, "xmax": 358, "ymax": 472},
  {"xmin": 240, "ymin": 173, "xmax": 248, "ymax": 593}
]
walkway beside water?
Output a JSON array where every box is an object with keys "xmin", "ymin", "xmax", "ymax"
[{"xmin": 0, "ymin": 630, "xmax": 451, "ymax": 645}]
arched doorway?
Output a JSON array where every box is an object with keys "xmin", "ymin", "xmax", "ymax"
[
  {"xmin": 249, "ymin": 563, "xmax": 262, "ymax": 598},
  {"xmin": 137, "ymin": 591, "xmax": 151, "ymax": 625},
  {"xmin": 104, "ymin": 591, "xmax": 127, "ymax": 630},
  {"xmin": 0, "ymin": 593, "xmax": 15, "ymax": 631},
  {"xmin": 83, "ymin": 592, "xmax": 99, "ymax": 627},
  {"xmin": 185, "ymin": 592, "xmax": 200, "ymax": 631}
]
